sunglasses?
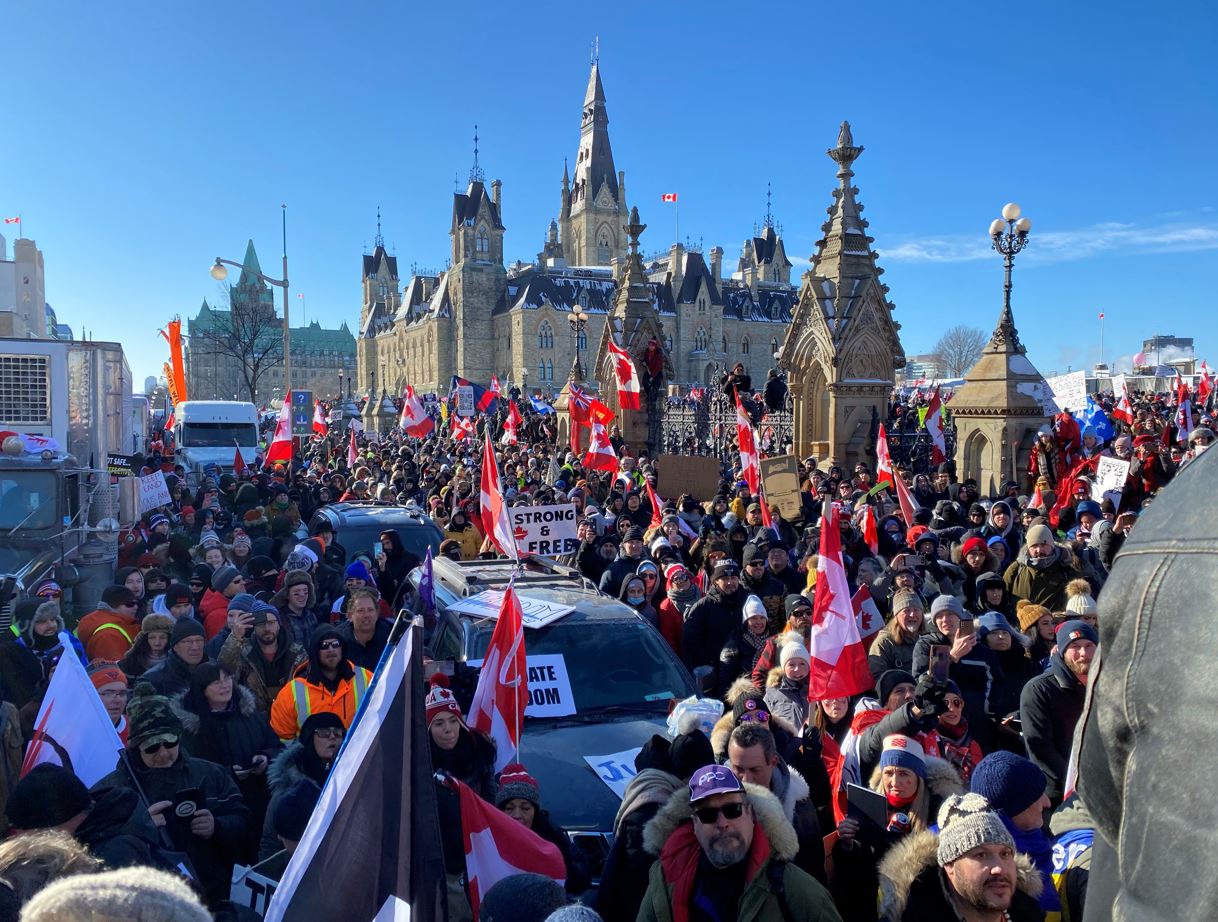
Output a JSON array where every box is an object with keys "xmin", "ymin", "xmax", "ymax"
[
  {"xmin": 693, "ymin": 802, "xmax": 746, "ymax": 824},
  {"xmin": 319, "ymin": 639, "xmax": 343, "ymax": 650},
  {"xmin": 738, "ymin": 710, "xmax": 770, "ymax": 724},
  {"xmin": 314, "ymin": 727, "xmax": 345, "ymax": 740},
  {"xmin": 141, "ymin": 739, "xmax": 179, "ymax": 755}
]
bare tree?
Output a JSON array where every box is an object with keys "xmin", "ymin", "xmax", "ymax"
[
  {"xmin": 932, "ymin": 325, "xmax": 987, "ymax": 378},
  {"xmin": 189, "ymin": 285, "xmax": 283, "ymax": 402}
]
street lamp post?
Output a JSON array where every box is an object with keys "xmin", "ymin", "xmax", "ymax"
[
  {"xmin": 566, "ymin": 308, "xmax": 589, "ymax": 382},
  {"xmin": 988, "ymin": 202, "xmax": 1032, "ymax": 331},
  {"xmin": 209, "ymin": 205, "xmax": 292, "ymax": 395}
]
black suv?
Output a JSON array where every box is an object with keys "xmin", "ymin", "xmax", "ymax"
[{"xmin": 306, "ymin": 501, "xmax": 443, "ymax": 565}]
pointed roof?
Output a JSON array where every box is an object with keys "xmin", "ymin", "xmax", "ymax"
[
  {"xmin": 573, "ymin": 61, "xmax": 619, "ymax": 202},
  {"xmin": 950, "ymin": 294, "xmax": 1047, "ymax": 416},
  {"xmin": 584, "ymin": 62, "xmax": 606, "ymax": 106},
  {"xmin": 452, "ymin": 180, "xmax": 504, "ymax": 230},
  {"xmin": 238, "ymin": 239, "xmax": 264, "ymax": 287}
]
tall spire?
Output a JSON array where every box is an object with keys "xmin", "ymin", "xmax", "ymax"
[
  {"xmin": 238, "ymin": 239, "xmax": 263, "ymax": 287},
  {"xmin": 469, "ymin": 124, "xmax": 485, "ymax": 185},
  {"xmin": 374, "ymin": 205, "xmax": 384, "ymax": 249},
  {"xmin": 810, "ymin": 120, "xmax": 879, "ymax": 284},
  {"xmin": 763, "ymin": 181, "xmax": 774, "ymax": 229}
]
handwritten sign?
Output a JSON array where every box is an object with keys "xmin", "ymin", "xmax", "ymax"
[
  {"xmin": 524, "ymin": 654, "xmax": 577, "ymax": 718},
  {"xmin": 1045, "ymin": 371, "xmax": 1088, "ymax": 415},
  {"xmin": 656, "ymin": 454, "xmax": 720, "ymax": 501},
  {"xmin": 447, "ymin": 591, "xmax": 575, "ymax": 629},
  {"xmin": 230, "ymin": 864, "xmax": 277, "ymax": 917},
  {"xmin": 138, "ymin": 470, "xmax": 172, "ymax": 513},
  {"xmin": 759, "ymin": 455, "xmax": 802, "ymax": 519},
  {"xmin": 509, "ymin": 504, "xmax": 578, "ymax": 557},
  {"xmin": 583, "ymin": 747, "xmax": 643, "ymax": 800},
  {"xmin": 1091, "ymin": 456, "xmax": 1130, "ymax": 508}
]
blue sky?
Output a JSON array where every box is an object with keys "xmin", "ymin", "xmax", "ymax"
[{"xmin": 3, "ymin": 0, "xmax": 1215, "ymax": 387}]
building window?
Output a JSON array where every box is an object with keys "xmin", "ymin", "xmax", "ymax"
[
  {"xmin": 698, "ymin": 297, "xmax": 706, "ymax": 313},
  {"xmin": 665, "ymin": 334, "xmax": 673, "ymax": 351},
  {"xmin": 577, "ymin": 329, "xmax": 587, "ymax": 350},
  {"xmin": 721, "ymin": 335, "xmax": 727, "ymax": 354},
  {"xmin": 538, "ymin": 362, "xmax": 545, "ymax": 382},
  {"xmin": 538, "ymin": 322, "xmax": 554, "ymax": 349},
  {"xmin": 695, "ymin": 328, "xmax": 707, "ymax": 351},
  {"xmin": 379, "ymin": 282, "xmax": 388, "ymax": 299},
  {"xmin": 546, "ymin": 360, "xmax": 553, "ymax": 382},
  {"xmin": 476, "ymin": 228, "xmax": 489, "ymax": 254},
  {"xmin": 771, "ymin": 338, "xmax": 778, "ymax": 356},
  {"xmin": 741, "ymin": 337, "xmax": 750, "ymax": 355}
]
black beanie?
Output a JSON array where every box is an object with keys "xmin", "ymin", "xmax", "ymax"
[
  {"xmin": 6, "ymin": 764, "xmax": 91, "ymax": 829},
  {"xmin": 670, "ymin": 729, "xmax": 714, "ymax": 781},
  {"xmin": 100, "ymin": 585, "xmax": 136, "ymax": 608},
  {"xmin": 478, "ymin": 873, "xmax": 567, "ymax": 922},
  {"xmin": 272, "ymin": 778, "xmax": 321, "ymax": 842},
  {"xmin": 876, "ymin": 669, "xmax": 916, "ymax": 706},
  {"xmin": 170, "ymin": 618, "xmax": 205, "ymax": 646}
]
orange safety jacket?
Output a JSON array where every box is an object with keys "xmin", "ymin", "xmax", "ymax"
[{"xmin": 269, "ymin": 663, "xmax": 371, "ymax": 740}]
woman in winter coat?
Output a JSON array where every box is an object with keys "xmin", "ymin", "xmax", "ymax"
[
  {"xmin": 918, "ymin": 681, "xmax": 985, "ymax": 784},
  {"xmin": 868, "ymin": 591, "xmax": 925, "ymax": 680},
  {"xmin": 954, "ymin": 536, "xmax": 1000, "ymax": 614},
  {"xmin": 717, "ymin": 594, "xmax": 774, "ymax": 692},
  {"xmin": 115, "ymin": 565, "xmax": 148, "ymax": 619},
  {"xmin": 442, "ymin": 508, "xmax": 482, "ymax": 561},
  {"xmin": 173, "ymin": 662, "xmax": 282, "ymax": 861},
  {"xmin": 977, "ymin": 610, "xmax": 1038, "ymax": 708},
  {"xmin": 259, "ymin": 711, "xmax": 345, "ymax": 861},
  {"xmin": 119, "ymin": 613, "xmax": 174, "ymax": 679},
  {"xmin": 427, "ymin": 676, "xmax": 497, "ymax": 922},
  {"xmin": 1017, "ymin": 600, "xmax": 1056, "ymax": 671},
  {"xmin": 655, "ymin": 563, "xmax": 699, "ymax": 656},
  {"xmin": 619, "ymin": 574, "xmax": 660, "ymax": 632},
  {"xmin": 833, "ymin": 734, "xmax": 965, "ymax": 922},
  {"xmin": 969, "ymin": 570, "xmax": 1014, "ymax": 619},
  {"xmin": 764, "ymin": 637, "xmax": 811, "ymax": 730},
  {"xmin": 495, "ymin": 763, "xmax": 590, "ymax": 895}
]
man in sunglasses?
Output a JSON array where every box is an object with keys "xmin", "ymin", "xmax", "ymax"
[{"xmin": 637, "ymin": 763, "xmax": 841, "ymax": 921}]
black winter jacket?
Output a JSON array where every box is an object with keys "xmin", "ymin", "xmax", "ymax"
[
  {"xmin": 681, "ymin": 585, "xmax": 749, "ymax": 688},
  {"xmin": 1021, "ymin": 652, "xmax": 1085, "ymax": 805},
  {"xmin": 143, "ymin": 651, "xmax": 205, "ymax": 698}
]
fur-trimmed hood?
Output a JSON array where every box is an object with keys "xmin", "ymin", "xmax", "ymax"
[
  {"xmin": 641, "ymin": 781, "xmax": 798, "ymax": 862},
  {"xmin": 267, "ymin": 740, "xmax": 311, "ymax": 795},
  {"xmin": 877, "ymin": 828, "xmax": 1044, "ymax": 920},
  {"xmin": 709, "ymin": 677, "xmax": 799, "ymax": 758},
  {"xmin": 169, "ymin": 684, "xmax": 259, "ymax": 735}
]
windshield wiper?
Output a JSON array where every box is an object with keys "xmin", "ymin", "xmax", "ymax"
[{"xmin": 543, "ymin": 702, "xmax": 668, "ymax": 723}]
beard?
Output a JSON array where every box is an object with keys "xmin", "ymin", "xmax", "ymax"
[
  {"xmin": 704, "ymin": 830, "xmax": 749, "ymax": 869},
  {"xmin": 952, "ymin": 870, "xmax": 1015, "ymax": 912}
]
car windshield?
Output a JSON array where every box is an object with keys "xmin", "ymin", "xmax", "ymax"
[
  {"xmin": 467, "ymin": 619, "xmax": 692, "ymax": 714},
  {"xmin": 313, "ymin": 517, "xmax": 442, "ymax": 563},
  {"xmin": 0, "ymin": 472, "xmax": 58, "ymax": 530},
  {"xmin": 181, "ymin": 422, "xmax": 258, "ymax": 448}
]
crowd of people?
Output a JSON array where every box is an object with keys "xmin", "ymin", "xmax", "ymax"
[{"xmin": 0, "ymin": 377, "xmax": 1207, "ymax": 920}]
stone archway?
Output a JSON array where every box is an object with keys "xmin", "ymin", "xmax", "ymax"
[
  {"xmin": 792, "ymin": 365, "xmax": 831, "ymax": 460},
  {"xmin": 962, "ymin": 429, "xmax": 989, "ymax": 483}
]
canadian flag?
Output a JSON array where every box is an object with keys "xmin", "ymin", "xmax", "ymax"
[
  {"xmin": 852, "ymin": 585, "xmax": 883, "ymax": 649},
  {"xmin": 501, "ymin": 400, "xmax": 522, "ymax": 446},
  {"xmin": 233, "ymin": 445, "xmax": 248, "ymax": 478},
  {"xmin": 1111, "ymin": 376, "xmax": 1134, "ymax": 425},
  {"xmin": 346, "ymin": 428, "xmax": 358, "ymax": 468},
  {"xmin": 469, "ymin": 583, "xmax": 528, "ymax": 771},
  {"xmin": 875, "ymin": 424, "xmax": 895, "ymax": 491},
  {"xmin": 1175, "ymin": 370, "xmax": 1193, "ymax": 442},
  {"xmin": 661, "ymin": 193, "xmax": 678, "ymax": 203},
  {"xmin": 809, "ymin": 501, "xmax": 875, "ymax": 700},
  {"xmin": 2, "ymin": 217, "xmax": 18, "ymax": 224},
  {"xmin": 453, "ymin": 774, "xmax": 566, "ymax": 918},
  {"xmin": 1199, "ymin": 361, "xmax": 1213, "ymax": 402},
  {"xmin": 582, "ymin": 419, "xmax": 618, "ymax": 472},
  {"xmin": 399, "ymin": 386, "xmax": 434, "ymax": 437},
  {"xmin": 736, "ymin": 394, "xmax": 760, "ymax": 495},
  {"xmin": 1030, "ymin": 482, "xmax": 1047, "ymax": 510},
  {"xmin": 309, "ymin": 403, "xmax": 326, "ymax": 436},
  {"xmin": 479, "ymin": 429, "xmax": 519, "ymax": 560},
  {"xmin": 264, "ymin": 397, "xmax": 293, "ymax": 465},
  {"xmin": 164, "ymin": 411, "xmax": 175, "ymax": 431},
  {"xmin": 607, "ymin": 339, "xmax": 641, "ymax": 410},
  {"xmin": 893, "ymin": 468, "xmax": 921, "ymax": 527},
  {"xmin": 860, "ymin": 505, "xmax": 879, "ymax": 555},
  {"xmin": 924, "ymin": 385, "xmax": 947, "ymax": 465},
  {"xmin": 452, "ymin": 416, "xmax": 474, "ymax": 441}
]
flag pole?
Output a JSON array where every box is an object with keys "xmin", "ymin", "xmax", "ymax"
[{"xmin": 1099, "ymin": 312, "xmax": 1105, "ymax": 369}]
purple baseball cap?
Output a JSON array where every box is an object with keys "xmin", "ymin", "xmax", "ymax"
[{"xmin": 688, "ymin": 764, "xmax": 743, "ymax": 804}]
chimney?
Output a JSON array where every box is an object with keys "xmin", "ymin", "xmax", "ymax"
[
  {"xmin": 710, "ymin": 246, "xmax": 724, "ymax": 280},
  {"xmin": 669, "ymin": 241, "xmax": 685, "ymax": 296},
  {"xmin": 491, "ymin": 179, "xmax": 502, "ymax": 211}
]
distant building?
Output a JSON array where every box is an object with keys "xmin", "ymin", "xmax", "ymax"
[
  {"xmin": 0, "ymin": 233, "xmax": 48, "ymax": 338},
  {"xmin": 186, "ymin": 240, "xmax": 355, "ymax": 404},
  {"xmin": 899, "ymin": 354, "xmax": 943, "ymax": 384}
]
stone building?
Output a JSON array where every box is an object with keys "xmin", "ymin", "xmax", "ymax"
[
  {"xmin": 357, "ymin": 59, "xmax": 794, "ymax": 397},
  {"xmin": 187, "ymin": 240, "xmax": 355, "ymax": 404}
]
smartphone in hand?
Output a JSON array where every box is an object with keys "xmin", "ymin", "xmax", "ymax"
[{"xmin": 929, "ymin": 645, "xmax": 951, "ymax": 684}]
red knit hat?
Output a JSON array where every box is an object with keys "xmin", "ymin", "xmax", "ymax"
[
  {"xmin": 425, "ymin": 674, "xmax": 464, "ymax": 726},
  {"xmin": 495, "ymin": 763, "xmax": 541, "ymax": 807},
  {"xmin": 961, "ymin": 536, "xmax": 988, "ymax": 560},
  {"xmin": 88, "ymin": 662, "xmax": 128, "ymax": 690}
]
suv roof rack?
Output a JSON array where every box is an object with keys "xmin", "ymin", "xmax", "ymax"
[{"xmin": 432, "ymin": 555, "xmax": 597, "ymax": 596}]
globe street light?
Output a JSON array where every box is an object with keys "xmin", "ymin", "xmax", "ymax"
[
  {"xmin": 208, "ymin": 205, "xmax": 292, "ymax": 394},
  {"xmin": 989, "ymin": 202, "xmax": 1032, "ymax": 334},
  {"xmin": 566, "ymin": 308, "xmax": 590, "ymax": 382}
]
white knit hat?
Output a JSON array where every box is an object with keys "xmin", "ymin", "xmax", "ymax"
[
  {"xmin": 1064, "ymin": 578, "xmax": 1098, "ymax": 617},
  {"xmin": 742, "ymin": 594, "xmax": 767, "ymax": 623},
  {"xmin": 779, "ymin": 639, "xmax": 811, "ymax": 668},
  {"xmin": 20, "ymin": 866, "xmax": 211, "ymax": 922}
]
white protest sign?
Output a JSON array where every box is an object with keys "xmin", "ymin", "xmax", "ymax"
[
  {"xmin": 509, "ymin": 504, "xmax": 578, "ymax": 557},
  {"xmin": 583, "ymin": 747, "xmax": 643, "ymax": 800},
  {"xmin": 1092, "ymin": 456, "xmax": 1130, "ymax": 507},
  {"xmin": 447, "ymin": 590, "xmax": 575, "ymax": 629},
  {"xmin": 138, "ymin": 470, "xmax": 172, "ymax": 513},
  {"xmin": 1045, "ymin": 371, "xmax": 1088, "ymax": 415},
  {"xmin": 524, "ymin": 654, "xmax": 577, "ymax": 717},
  {"xmin": 456, "ymin": 385, "xmax": 475, "ymax": 417},
  {"xmin": 230, "ymin": 864, "xmax": 278, "ymax": 917}
]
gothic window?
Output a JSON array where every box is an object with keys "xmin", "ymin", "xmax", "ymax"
[
  {"xmin": 721, "ymin": 335, "xmax": 727, "ymax": 354},
  {"xmin": 695, "ymin": 328, "xmax": 707, "ymax": 351},
  {"xmin": 771, "ymin": 338, "xmax": 778, "ymax": 356},
  {"xmin": 771, "ymin": 302, "xmax": 781, "ymax": 321},
  {"xmin": 476, "ymin": 227, "xmax": 489, "ymax": 255},
  {"xmin": 698, "ymin": 297, "xmax": 706, "ymax": 314},
  {"xmin": 538, "ymin": 362, "xmax": 545, "ymax": 382},
  {"xmin": 741, "ymin": 337, "xmax": 750, "ymax": 355},
  {"xmin": 546, "ymin": 360, "xmax": 554, "ymax": 382},
  {"xmin": 665, "ymin": 334, "xmax": 673, "ymax": 352},
  {"xmin": 579, "ymin": 290, "xmax": 589, "ymax": 309},
  {"xmin": 577, "ymin": 329, "xmax": 587, "ymax": 351},
  {"xmin": 379, "ymin": 282, "xmax": 388, "ymax": 299},
  {"xmin": 538, "ymin": 322, "xmax": 554, "ymax": 350}
]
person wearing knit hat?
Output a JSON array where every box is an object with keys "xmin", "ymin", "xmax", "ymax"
[
  {"xmin": 1064, "ymin": 577, "xmax": 1098, "ymax": 625},
  {"xmin": 5, "ymin": 763, "xmax": 92, "ymax": 831},
  {"xmin": 492, "ymin": 763, "xmax": 584, "ymax": 890},
  {"xmin": 598, "ymin": 524, "xmax": 647, "ymax": 597},
  {"xmin": 478, "ymin": 873, "xmax": 568, "ymax": 922},
  {"xmin": 141, "ymin": 618, "xmax": 208, "ymax": 698},
  {"xmin": 20, "ymin": 865, "xmax": 212, "ymax": 922},
  {"xmin": 1005, "ymin": 520, "xmax": 1078, "ymax": 611},
  {"xmin": 869, "ymin": 588, "xmax": 924, "ymax": 682},
  {"xmin": 718, "ymin": 594, "xmax": 774, "ymax": 692},
  {"xmin": 269, "ymin": 626, "xmax": 371, "ymax": 740},
  {"xmin": 158, "ymin": 582, "xmax": 196, "ymax": 620},
  {"xmin": 1019, "ymin": 617, "xmax": 1096, "ymax": 806},
  {"xmin": 271, "ymin": 570, "xmax": 320, "ymax": 651},
  {"xmin": 86, "ymin": 661, "xmax": 131, "ymax": 740},
  {"xmin": 16, "ymin": 600, "xmax": 87, "ymax": 675},
  {"xmin": 875, "ymin": 668, "xmax": 917, "ymax": 711},
  {"xmin": 271, "ymin": 776, "xmax": 321, "ymax": 852},
  {"xmin": 198, "ymin": 563, "xmax": 246, "ymax": 640},
  {"xmin": 544, "ymin": 906, "xmax": 603, "ymax": 922},
  {"xmin": 117, "ymin": 612, "xmax": 175, "ymax": 679},
  {"xmin": 763, "ymin": 638, "xmax": 811, "ymax": 729}
]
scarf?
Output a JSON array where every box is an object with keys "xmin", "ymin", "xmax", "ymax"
[
  {"xmin": 666, "ymin": 583, "xmax": 700, "ymax": 617},
  {"xmin": 740, "ymin": 629, "xmax": 769, "ymax": 659},
  {"xmin": 1004, "ymin": 817, "xmax": 1062, "ymax": 911}
]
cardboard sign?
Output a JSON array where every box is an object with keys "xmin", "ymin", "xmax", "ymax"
[
  {"xmin": 524, "ymin": 654, "xmax": 577, "ymax": 717},
  {"xmin": 1045, "ymin": 371, "xmax": 1088, "ymax": 415},
  {"xmin": 456, "ymin": 385, "xmax": 475, "ymax": 418},
  {"xmin": 656, "ymin": 454, "xmax": 721, "ymax": 502},
  {"xmin": 1092, "ymin": 456, "xmax": 1130, "ymax": 508},
  {"xmin": 509, "ymin": 504, "xmax": 578, "ymax": 557},
  {"xmin": 583, "ymin": 747, "xmax": 643, "ymax": 800},
  {"xmin": 759, "ymin": 455, "xmax": 802, "ymax": 519},
  {"xmin": 447, "ymin": 591, "xmax": 575, "ymax": 629},
  {"xmin": 106, "ymin": 453, "xmax": 134, "ymax": 477},
  {"xmin": 230, "ymin": 864, "xmax": 277, "ymax": 917},
  {"xmin": 290, "ymin": 390, "xmax": 315, "ymax": 437},
  {"xmin": 138, "ymin": 470, "xmax": 172, "ymax": 513}
]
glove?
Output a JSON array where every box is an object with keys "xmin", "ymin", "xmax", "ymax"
[
  {"xmin": 800, "ymin": 722, "xmax": 822, "ymax": 758},
  {"xmin": 913, "ymin": 674, "xmax": 948, "ymax": 719}
]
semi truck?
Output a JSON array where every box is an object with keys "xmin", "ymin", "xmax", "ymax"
[
  {"xmin": 171, "ymin": 400, "xmax": 259, "ymax": 485},
  {"xmin": 0, "ymin": 337, "xmax": 132, "ymax": 619}
]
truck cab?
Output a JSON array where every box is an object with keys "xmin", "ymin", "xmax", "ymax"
[{"xmin": 172, "ymin": 400, "xmax": 259, "ymax": 485}]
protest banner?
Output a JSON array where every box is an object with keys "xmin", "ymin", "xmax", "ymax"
[
  {"xmin": 448, "ymin": 591, "xmax": 574, "ymax": 629},
  {"xmin": 106, "ymin": 453, "xmax": 134, "ymax": 477},
  {"xmin": 456, "ymin": 385, "xmax": 475, "ymax": 418},
  {"xmin": 583, "ymin": 747, "xmax": 644, "ymax": 800},
  {"xmin": 1045, "ymin": 371, "xmax": 1088, "ymax": 415},
  {"xmin": 524, "ymin": 654, "xmax": 577, "ymax": 718},
  {"xmin": 509, "ymin": 504, "xmax": 578, "ymax": 557},
  {"xmin": 1092, "ymin": 456, "xmax": 1130, "ymax": 507},
  {"xmin": 138, "ymin": 470, "xmax": 172, "ymax": 513},
  {"xmin": 656, "ymin": 454, "xmax": 720, "ymax": 501},
  {"xmin": 231, "ymin": 864, "xmax": 278, "ymax": 917},
  {"xmin": 759, "ymin": 455, "xmax": 802, "ymax": 518}
]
